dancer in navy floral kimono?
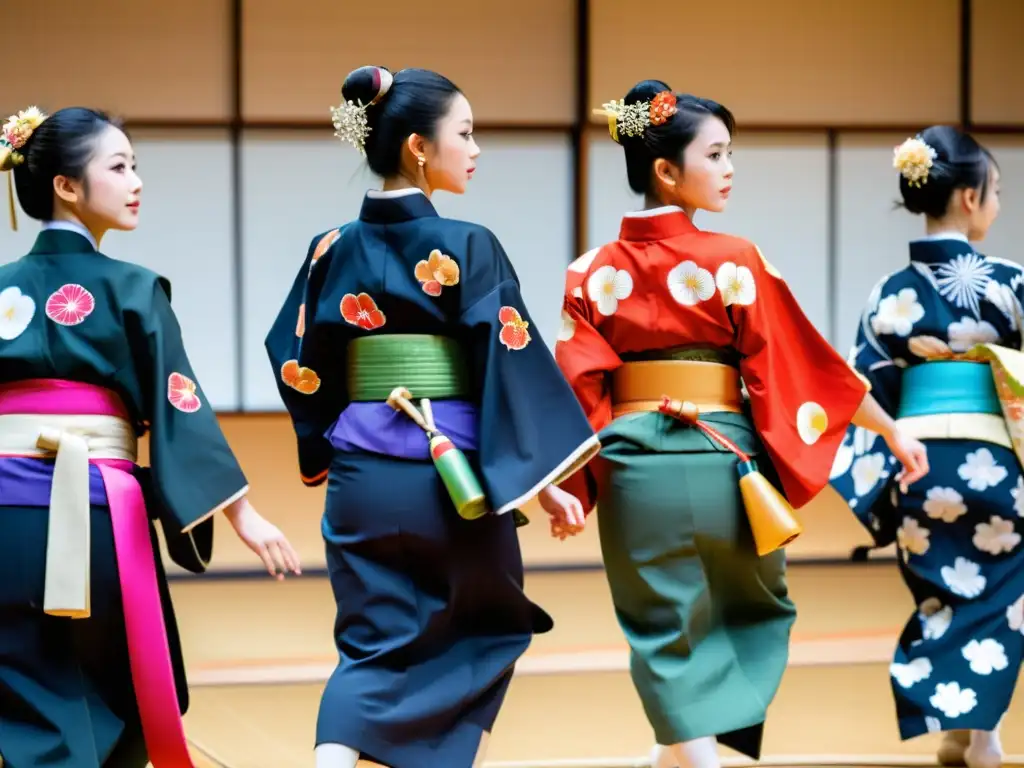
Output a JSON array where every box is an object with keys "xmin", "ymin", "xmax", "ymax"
[{"xmin": 831, "ymin": 125, "xmax": 1020, "ymax": 768}]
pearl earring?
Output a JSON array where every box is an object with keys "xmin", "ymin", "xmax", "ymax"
[{"xmin": 417, "ymin": 155, "xmax": 426, "ymax": 168}]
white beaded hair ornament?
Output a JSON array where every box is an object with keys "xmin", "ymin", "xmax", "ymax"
[
  {"xmin": 330, "ymin": 68, "xmax": 394, "ymax": 156},
  {"xmin": 893, "ymin": 136, "xmax": 937, "ymax": 188},
  {"xmin": 1, "ymin": 106, "xmax": 48, "ymax": 230}
]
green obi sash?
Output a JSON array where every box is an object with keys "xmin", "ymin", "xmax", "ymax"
[
  {"xmin": 347, "ymin": 334, "xmax": 471, "ymax": 401},
  {"xmin": 898, "ymin": 361, "xmax": 1002, "ymax": 418}
]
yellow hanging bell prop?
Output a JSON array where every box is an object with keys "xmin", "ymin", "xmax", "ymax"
[{"xmin": 659, "ymin": 397, "xmax": 803, "ymax": 556}]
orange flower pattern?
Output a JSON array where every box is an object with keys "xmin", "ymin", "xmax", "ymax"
[
  {"xmin": 414, "ymin": 249, "xmax": 460, "ymax": 296},
  {"xmin": 498, "ymin": 306, "xmax": 531, "ymax": 351},
  {"xmin": 167, "ymin": 372, "xmax": 202, "ymax": 413},
  {"xmin": 309, "ymin": 229, "xmax": 340, "ymax": 275},
  {"xmin": 649, "ymin": 91, "xmax": 678, "ymax": 126},
  {"xmin": 341, "ymin": 292, "xmax": 386, "ymax": 330},
  {"xmin": 296, "ymin": 303, "xmax": 305, "ymax": 338},
  {"xmin": 281, "ymin": 359, "xmax": 321, "ymax": 395}
]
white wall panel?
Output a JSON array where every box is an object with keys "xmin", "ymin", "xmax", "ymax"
[
  {"xmin": 240, "ymin": 130, "xmax": 573, "ymax": 411},
  {"xmin": 587, "ymin": 130, "xmax": 832, "ymax": 338}
]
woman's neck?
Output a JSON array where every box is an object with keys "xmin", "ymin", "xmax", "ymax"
[
  {"xmin": 50, "ymin": 209, "xmax": 106, "ymax": 246},
  {"xmin": 643, "ymin": 195, "xmax": 694, "ymax": 220},
  {"xmin": 382, "ymin": 173, "xmax": 430, "ymax": 199},
  {"xmin": 925, "ymin": 213, "xmax": 968, "ymax": 238}
]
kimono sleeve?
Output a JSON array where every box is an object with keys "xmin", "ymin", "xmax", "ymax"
[
  {"xmin": 829, "ymin": 277, "xmax": 902, "ymax": 547},
  {"xmin": 552, "ymin": 270, "xmax": 623, "ymax": 513},
  {"xmin": 731, "ymin": 244, "xmax": 868, "ymax": 509},
  {"xmin": 459, "ymin": 229, "xmax": 600, "ymax": 516},
  {"xmin": 140, "ymin": 277, "xmax": 249, "ymax": 537},
  {"xmin": 264, "ymin": 229, "xmax": 347, "ymax": 487}
]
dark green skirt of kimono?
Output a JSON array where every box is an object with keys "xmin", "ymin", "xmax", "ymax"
[{"xmin": 595, "ymin": 409, "xmax": 796, "ymax": 759}]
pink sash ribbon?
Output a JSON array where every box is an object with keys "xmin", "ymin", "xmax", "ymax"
[{"xmin": 0, "ymin": 379, "xmax": 195, "ymax": 768}]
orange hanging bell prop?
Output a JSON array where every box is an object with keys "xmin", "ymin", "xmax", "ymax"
[{"xmin": 659, "ymin": 397, "xmax": 802, "ymax": 556}]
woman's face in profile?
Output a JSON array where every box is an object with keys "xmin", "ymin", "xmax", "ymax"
[{"xmin": 423, "ymin": 93, "xmax": 480, "ymax": 195}]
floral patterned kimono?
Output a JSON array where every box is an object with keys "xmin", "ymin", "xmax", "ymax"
[{"xmin": 831, "ymin": 233, "xmax": 1024, "ymax": 739}]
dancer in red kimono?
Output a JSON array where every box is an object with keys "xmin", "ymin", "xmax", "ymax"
[{"xmin": 554, "ymin": 80, "xmax": 930, "ymax": 768}]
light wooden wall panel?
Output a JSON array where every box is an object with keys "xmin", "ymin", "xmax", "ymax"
[
  {"xmin": 971, "ymin": 0, "xmax": 1024, "ymax": 125},
  {"xmin": 242, "ymin": 0, "xmax": 576, "ymax": 125},
  {"xmin": 590, "ymin": 0, "xmax": 960, "ymax": 126},
  {"xmin": 3, "ymin": 0, "xmax": 231, "ymax": 121}
]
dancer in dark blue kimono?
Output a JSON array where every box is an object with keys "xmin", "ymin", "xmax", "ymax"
[
  {"xmin": 831, "ymin": 125, "xmax": 1019, "ymax": 768},
  {"xmin": 265, "ymin": 66, "xmax": 600, "ymax": 768}
]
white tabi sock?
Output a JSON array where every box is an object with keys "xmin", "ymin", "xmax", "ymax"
[
  {"xmin": 965, "ymin": 727, "xmax": 1004, "ymax": 768},
  {"xmin": 669, "ymin": 736, "xmax": 721, "ymax": 768},
  {"xmin": 649, "ymin": 743, "xmax": 678, "ymax": 767},
  {"xmin": 315, "ymin": 743, "xmax": 360, "ymax": 768}
]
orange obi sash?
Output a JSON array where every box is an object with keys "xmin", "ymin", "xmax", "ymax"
[{"xmin": 611, "ymin": 360, "xmax": 744, "ymax": 418}]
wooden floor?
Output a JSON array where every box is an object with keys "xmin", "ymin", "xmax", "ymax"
[{"xmin": 165, "ymin": 563, "xmax": 1023, "ymax": 767}]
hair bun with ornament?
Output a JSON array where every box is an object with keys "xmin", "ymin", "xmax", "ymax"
[
  {"xmin": 894, "ymin": 125, "xmax": 995, "ymax": 219},
  {"xmin": 332, "ymin": 66, "xmax": 395, "ymax": 156},
  {"xmin": 1, "ymin": 106, "xmax": 47, "ymax": 172}
]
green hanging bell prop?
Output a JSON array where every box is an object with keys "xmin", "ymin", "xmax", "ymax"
[{"xmin": 387, "ymin": 388, "xmax": 488, "ymax": 521}]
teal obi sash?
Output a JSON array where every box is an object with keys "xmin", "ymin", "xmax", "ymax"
[{"xmin": 898, "ymin": 361, "xmax": 1001, "ymax": 418}]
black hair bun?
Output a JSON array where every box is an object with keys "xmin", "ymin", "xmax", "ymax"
[
  {"xmin": 624, "ymin": 79, "xmax": 673, "ymax": 106},
  {"xmin": 341, "ymin": 66, "xmax": 394, "ymax": 109}
]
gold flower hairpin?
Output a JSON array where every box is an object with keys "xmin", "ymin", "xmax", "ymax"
[
  {"xmin": 1, "ymin": 106, "xmax": 48, "ymax": 230},
  {"xmin": 593, "ymin": 91, "xmax": 678, "ymax": 143},
  {"xmin": 893, "ymin": 136, "xmax": 937, "ymax": 188}
]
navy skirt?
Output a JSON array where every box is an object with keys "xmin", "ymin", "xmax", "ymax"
[{"xmin": 316, "ymin": 450, "xmax": 552, "ymax": 768}]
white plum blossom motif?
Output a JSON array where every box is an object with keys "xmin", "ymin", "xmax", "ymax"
[
  {"xmin": 947, "ymin": 317, "xmax": 999, "ymax": 352},
  {"xmin": 851, "ymin": 453, "xmax": 887, "ymax": 497},
  {"xmin": 958, "ymin": 448, "xmax": 1008, "ymax": 492},
  {"xmin": 872, "ymin": 288, "xmax": 925, "ymax": 337},
  {"xmin": 587, "ymin": 265, "xmax": 633, "ymax": 317},
  {"xmin": 667, "ymin": 260, "xmax": 715, "ymax": 306},
  {"xmin": 1008, "ymin": 595, "xmax": 1024, "ymax": 634},
  {"xmin": 923, "ymin": 487, "xmax": 968, "ymax": 523},
  {"xmin": 930, "ymin": 682, "xmax": 978, "ymax": 718},
  {"xmin": 973, "ymin": 516, "xmax": 1021, "ymax": 555},
  {"xmin": 796, "ymin": 401, "xmax": 829, "ymax": 446},
  {"xmin": 0, "ymin": 286, "xmax": 35, "ymax": 341},
  {"xmin": 934, "ymin": 252, "xmax": 993, "ymax": 316},
  {"xmin": 715, "ymin": 262, "xmax": 756, "ymax": 306},
  {"xmin": 984, "ymin": 280, "xmax": 1021, "ymax": 330},
  {"xmin": 891, "ymin": 657, "xmax": 933, "ymax": 689},
  {"xmin": 829, "ymin": 427, "xmax": 880, "ymax": 480},
  {"xmin": 898, "ymin": 517, "xmax": 931, "ymax": 556},
  {"xmin": 962, "ymin": 638, "xmax": 1009, "ymax": 675},
  {"xmin": 557, "ymin": 309, "xmax": 576, "ymax": 342},
  {"xmin": 941, "ymin": 557, "xmax": 987, "ymax": 598},
  {"xmin": 568, "ymin": 247, "xmax": 599, "ymax": 274},
  {"xmin": 1012, "ymin": 477, "xmax": 1024, "ymax": 517},
  {"xmin": 920, "ymin": 601, "xmax": 953, "ymax": 641}
]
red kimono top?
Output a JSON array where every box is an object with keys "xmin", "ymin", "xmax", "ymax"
[{"xmin": 555, "ymin": 206, "xmax": 867, "ymax": 513}]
